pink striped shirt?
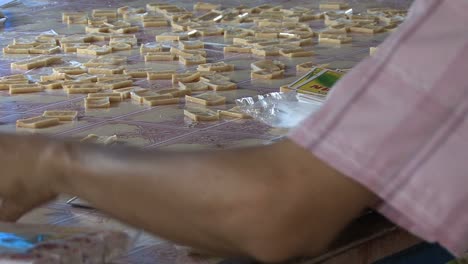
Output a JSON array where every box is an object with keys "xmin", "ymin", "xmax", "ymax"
[{"xmin": 289, "ymin": 0, "xmax": 468, "ymax": 257}]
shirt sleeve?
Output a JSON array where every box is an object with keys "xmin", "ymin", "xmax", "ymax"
[{"xmin": 288, "ymin": 0, "xmax": 468, "ymax": 256}]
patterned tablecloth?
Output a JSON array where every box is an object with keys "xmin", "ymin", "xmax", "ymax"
[{"xmin": 0, "ymin": 0, "xmax": 418, "ymax": 263}]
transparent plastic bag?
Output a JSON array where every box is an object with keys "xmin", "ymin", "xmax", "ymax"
[
  {"xmin": 0, "ymin": 0, "xmax": 20, "ymax": 8},
  {"xmin": 236, "ymin": 92, "xmax": 323, "ymax": 128},
  {"xmin": 0, "ymin": 9, "xmax": 6, "ymax": 26}
]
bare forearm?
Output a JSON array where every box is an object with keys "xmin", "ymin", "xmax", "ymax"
[
  {"xmin": 57, "ymin": 142, "xmax": 284, "ymax": 255},
  {"xmin": 53, "ymin": 140, "xmax": 377, "ymax": 262}
]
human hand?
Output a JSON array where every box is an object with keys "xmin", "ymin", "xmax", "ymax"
[{"xmin": 0, "ymin": 133, "xmax": 65, "ymax": 221}]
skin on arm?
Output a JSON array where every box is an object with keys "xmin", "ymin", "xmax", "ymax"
[{"xmin": 0, "ymin": 134, "xmax": 378, "ymax": 262}]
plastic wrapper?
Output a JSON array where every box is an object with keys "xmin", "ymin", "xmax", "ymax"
[
  {"xmin": 0, "ymin": 9, "xmax": 6, "ymax": 26},
  {"xmin": 236, "ymin": 92, "xmax": 323, "ymax": 128}
]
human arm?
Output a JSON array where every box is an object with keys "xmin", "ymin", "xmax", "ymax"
[{"xmin": 0, "ymin": 134, "xmax": 376, "ymax": 262}]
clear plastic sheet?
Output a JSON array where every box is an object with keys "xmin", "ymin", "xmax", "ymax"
[
  {"xmin": 0, "ymin": 8, "xmax": 5, "ymax": 26},
  {"xmin": 236, "ymin": 92, "xmax": 323, "ymax": 128}
]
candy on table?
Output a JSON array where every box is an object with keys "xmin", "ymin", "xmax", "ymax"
[
  {"xmin": 146, "ymin": 3, "xmax": 177, "ymax": 12},
  {"xmin": 66, "ymin": 73, "xmax": 99, "ymax": 82},
  {"xmin": 140, "ymin": 43, "xmax": 164, "ymax": 54},
  {"xmin": 184, "ymin": 107, "xmax": 220, "ymax": 121},
  {"xmin": 193, "ymin": 11, "xmax": 222, "ymax": 22},
  {"xmin": 279, "ymin": 49, "xmax": 314, "ymax": 57},
  {"xmin": 251, "ymin": 46, "xmax": 281, "ymax": 57},
  {"xmin": 11, "ymin": 56, "xmax": 62, "ymax": 70},
  {"xmin": 86, "ymin": 32, "xmax": 113, "ymax": 41},
  {"xmin": 0, "ymin": 75, "xmax": 29, "ymax": 90},
  {"xmin": 318, "ymin": 34, "xmax": 352, "ymax": 44},
  {"xmin": 233, "ymin": 36, "xmax": 270, "ymax": 46},
  {"xmin": 295, "ymin": 11, "xmax": 324, "ymax": 21},
  {"xmin": 178, "ymin": 81, "xmax": 209, "ymax": 92},
  {"xmin": 141, "ymin": 14, "xmax": 168, "ymax": 27},
  {"xmin": 87, "ymin": 16, "xmax": 108, "ymax": 26},
  {"xmin": 142, "ymin": 94, "xmax": 180, "ymax": 106},
  {"xmin": 60, "ymin": 79, "xmax": 95, "ymax": 90},
  {"xmin": 123, "ymin": 68, "xmax": 152, "ymax": 78},
  {"xmin": 147, "ymin": 70, "xmax": 176, "ymax": 80},
  {"xmin": 81, "ymin": 134, "xmax": 118, "ymax": 144},
  {"xmin": 254, "ymin": 30, "xmax": 279, "ymax": 39},
  {"xmin": 179, "ymin": 40, "xmax": 204, "ymax": 50},
  {"xmin": 92, "ymin": 9, "xmax": 117, "ymax": 19},
  {"xmin": 87, "ymin": 92, "xmax": 123, "ymax": 102},
  {"xmin": 61, "ymin": 43, "xmax": 91, "ymax": 53},
  {"xmin": 87, "ymin": 65, "xmax": 125, "ymax": 75},
  {"xmin": 199, "ymin": 72, "xmax": 231, "ymax": 83},
  {"xmin": 251, "ymin": 59, "xmax": 285, "ymax": 72},
  {"xmin": 3, "ymin": 45, "xmax": 31, "ymax": 54},
  {"xmin": 155, "ymin": 32, "xmax": 189, "ymax": 42},
  {"xmin": 117, "ymin": 6, "xmax": 146, "ymax": 15},
  {"xmin": 250, "ymin": 59, "xmax": 285, "ymax": 79},
  {"xmin": 65, "ymin": 83, "xmax": 102, "ymax": 94},
  {"xmin": 85, "ymin": 24, "xmax": 111, "ymax": 34},
  {"xmin": 197, "ymin": 62, "xmax": 234, "ymax": 72},
  {"xmin": 284, "ymin": 30, "xmax": 315, "ymax": 39},
  {"xmin": 76, "ymin": 45, "xmax": 112, "ymax": 55},
  {"xmin": 43, "ymin": 110, "xmax": 78, "ymax": 121},
  {"xmin": 9, "ymin": 84, "xmax": 43, "ymax": 94},
  {"xmin": 144, "ymin": 52, "xmax": 177, "ymax": 61},
  {"xmin": 319, "ymin": 3, "xmax": 350, "ymax": 11},
  {"xmin": 279, "ymin": 37, "xmax": 313, "ymax": 46},
  {"xmin": 296, "ymin": 62, "xmax": 330, "ymax": 73},
  {"xmin": 170, "ymin": 47, "xmax": 207, "ymax": 58},
  {"xmin": 179, "ymin": 54, "xmax": 206, "ymax": 66},
  {"xmin": 38, "ymin": 80, "xmax": 63, "ymax": 89},
  {"xmin": 170, "ymin": 21, "xmax": 194, "ymax": 31},
  {"xmin": 28, "ymin": 43, "xmax": 61, "ymax": 54},
  {"xmin": 185, "ymin": 91, "xmax": 227, "ymax": 106},
  {"xmin": 62, "ymin": 12, "xmax": 88, "ymax": 23},
  {"xmin": 172, "ymin": 71, "xmax": 200, "ymax": 84},
  {"xmin": 251, "ymin": 40, "xmax": 281, "ymax": 48},
  {"xmin": 349, "ymin": 24, "xmax": 385, "ymax": 34},
  {"xmin": 251, "ymin": 69, "xmax": 284, "ymax": 79},
  {"xmin": 109, "ymin": 35, "xmax": 138, "ymax": 46},
  {"xmin": 53, "ymin": 66, "xmax": 87, "ymax": 75},
  {"xmin": 1, "ymin": 74, "xmax": 28, "ymax": 81},
  {"xmin": 109, "ymin": 25, "xmax": 140, "ymax": 34},
  {"xmin": 223, "ymin": 45, "xmax": 252, "ymax": 54},
  {"xmin": 192, "ymin": 26, "xmax": 225, "ymax": 36},
  {"xmin": 110, "ymin": 42, "xmax": 132, "ymax": 51},
  {"xmin": 85, "ymin": 97, "xmax": 111, "ymax": 108},
  {"xmin": 193, "ymin": 2, "xmax": 221, "ymax": 11},
  {"xmin": 83, "ymin": 55, "xmax": 127, "ymax": 67},
  {"xmin": 219, "ymin": 106, "xmax": 251, "ymax": 119},
  {"xmin": 96, "ymin": 75, "xmax": 131, "ymax": 82},
  {"xmin": 96, "ymin": 79, "xmax": 133, "ymax": 89},
  {"xmin": 16, "ymin": 116, "xmax": 60, "ymax": 128},
  {"xmin": 157, "ymin": 88, "xmax": 191, "ymax": 97},
  {"xmin": 35, "ymin": 34, "xmax": 60, "ymax": 44},
  {"xmin": 67, "ymin": 15, "xmax": 88, "ymax": 24},
  {"xmin": 113, "ymin": 86, "xmax": 141, "ymax": 99},
  {"xmin": 224, "ymin": 28, "xmax": 252, "ymax": 39},
  {"xmin": 130, "ymin": 89, "xmax": 159, "ymax": 103}
]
